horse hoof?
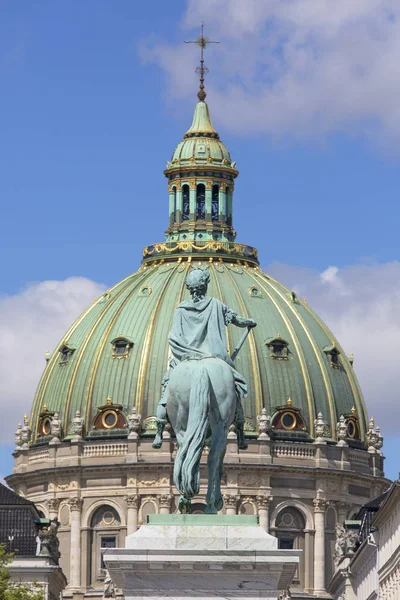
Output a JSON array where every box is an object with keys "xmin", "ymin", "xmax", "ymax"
[
  {"xmin": 238, "ymin": 440, "xmax": 248, "ymax": 450},
  {"xmin": 152, "ymin": 437, "xmax": 162, "ymax": 449},
  {"xmin": 214, "ymin": 496, "xmax": 224, "ymax": 511},
  {"xmin": 178, "ymin": 496, "xmax": 191, "ymax": 514}
]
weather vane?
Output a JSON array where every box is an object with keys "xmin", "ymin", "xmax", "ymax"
[{"xmin": 185, "ymin": 22, "xmax": 220, "ymax": 101}]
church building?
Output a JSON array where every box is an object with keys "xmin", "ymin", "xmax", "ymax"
[{"xmin": 7, "ymin": 52, "xmax": 389, "ymax": 599}]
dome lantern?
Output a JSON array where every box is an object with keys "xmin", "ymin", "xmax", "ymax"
[{"xmin": 143, "ymin": 25, "xmax": 258, "ymax": 266}]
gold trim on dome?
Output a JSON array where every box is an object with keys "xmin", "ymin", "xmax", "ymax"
[
  {"xmin": 165, "ymin": 261, "xmax": 191, "ymax": 372},
  {"xmin": 82, "ymin": 270, "xmax": 152, "ymax": 431},
  {"xmin": 143, "ymin": 241, "xmax": 258, "ymax": 262},
  {"xmin": 246, "ymin": 268, "xmax": 315, "ymax": 433},
  {"xmin": 101, "ymin": 409, "xmax": 118, "ymax": 429},
  {"xmin": 224, "ymin": 267, "xmax": 263, "ymax": 416},
  {"xmin": 136, "ymin": 266, "xmax": 178, "ymax": 414},
  {"xmin": 258, "ymin": 272, "xmax": 335, "ymax": 436},
  {"xmin": 274, "ymin": 271, "xmax": 366, "ymax": 439},
  {"xmin": 209, "ymin": 264, "xmax": 231, "ymax": 355},
  {"xmin": 281, "ymin": 411, "xmax": 297, "ymax": 430},
  {"xmin": 32, "ymin": 290, "xmax": 106, "ymax": 434},
  {"xmin": 299, "ymin": 297, "xmax": 365, "ymax": 434}
]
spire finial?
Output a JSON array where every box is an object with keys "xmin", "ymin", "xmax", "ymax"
[{"xmin": 185, "ymin": 22, "xmax": 220, "ymax": 102}]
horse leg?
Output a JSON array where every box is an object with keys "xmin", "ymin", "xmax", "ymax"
[
  {"xmin": 235, "ymin": 397, "xmax": 248, "ymax": 450},
  {"xmin": 214, "ymin": 445, "xmax": 226, "ymax": 511},
  {"xmin": 205, "ymin": 428, "xmax": 225, "ymax": 514}
]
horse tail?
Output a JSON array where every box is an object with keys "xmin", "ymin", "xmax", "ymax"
[{"xmin": 173, "ymin": 363, "xmax": 210, "ymax": 499}]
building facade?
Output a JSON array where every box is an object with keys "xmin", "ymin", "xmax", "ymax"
[
  {"xmin": 329, "ymin": 482, "xmax": 400, "ymax": 600},
  {"xmin": 0, "ymin": 482, "xmax": 66, "ymax": 600},
  {"xmin": 7, "ymin": 79, "xmax": 390, "ymax": 599}
]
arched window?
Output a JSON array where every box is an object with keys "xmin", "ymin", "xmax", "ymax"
[
  {"xmin": 172, "ymin": 186, "xmax": 177, "ymax": 222},
  {"xmin": 182, "ymin": 185, "xmax": 190, "ymax": 221},
  {"xmin": 89, "ymin": 505, "xmax": 122, "ymax": 587},
  {"xmin": 276, "ymin": 507, "xmax": 305, "ymax": 586},
  {"xmin": 212, "ymin": 185, "xmax": 219, "ymax": 221},
  {"xmin": 196, "ymin": 183, "xmax": 206, "ymax": 220},
  {"xmin": 225, "ymin": 186, "xmax": 231, "ymax": 225}
]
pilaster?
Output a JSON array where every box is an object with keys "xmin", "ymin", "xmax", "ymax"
[
  {"xmin": 158, "ymin": 493, "xmax": 173, "ymax": 515},
  {"xmin": 256, "ymin": 495, "xmax": 273, "ymax": 532},
  {"xmin": 68, "ymin": 497, "xmax": 83, "ymax": 590},
  {"xmin": 313, "ymin": 498, "xmax": 327, "ymax": 595},
  {"xmin": 126, "ymin": 494, "xmax": 140, "ymax": 536},
  {"xmin": 47, "ymin": 498, "xmax": 61, "ymax": 519},
  {"xmin": 223, "ymin": 494, "xmax": 240, "ymax": 516}
]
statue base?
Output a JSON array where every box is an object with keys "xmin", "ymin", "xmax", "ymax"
[{"xmin": 104, "ymin": 515, "xmax": 300, "ymax": 600}]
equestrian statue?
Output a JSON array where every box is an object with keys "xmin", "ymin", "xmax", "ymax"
[{"xmin": 152, "ymin": 267, "xmax": 256, "ymax": 514}]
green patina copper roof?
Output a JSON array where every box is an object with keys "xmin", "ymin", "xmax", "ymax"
[
  {"xmin": 167, "ymin": 100, "xmax": 234, "ymax": 168},
  {"xmin": 30, "ymin": 260, "xmax": 368, "ymax": 442},
  {"xmin": 27, "ymin": 94, "xmax": 369, "ymax": 445},
  {"xmin": 185, "ymin": 101, "xmax": 218, "ymax": 137}
]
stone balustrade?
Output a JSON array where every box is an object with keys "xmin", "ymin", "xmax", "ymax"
[{"xmin": 14, "ymin": 436, "xmax": 384, "ymax": 480}]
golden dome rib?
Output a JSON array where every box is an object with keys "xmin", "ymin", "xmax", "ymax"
[
  {"xmin": 136, "ymin": 265, "xmax": 179, "ymax": 414},
  {"xmin": 257, "ymin": 271, "xmax": 336, "ymax": 436},
  {"xmin": 224, "ymin": 266, "xmax": 263, "ymax": 417},
  {"xmin": 209, "ymin": 263, "xmax": 231, "ymax": 355},
  {"xmin": 82, "ymin": 269, "xmax": 154, "ymax": 431},
  {"xmin": 300, "ymin": 299, "xmax": 368, "ymax": 439},
  {"xmin": 247, "ymin": 268, "xmax": 316, "ymax": 434},
  {"xmin": 31, "ymin": 292, "xmax": 109, "ymax": 431}
]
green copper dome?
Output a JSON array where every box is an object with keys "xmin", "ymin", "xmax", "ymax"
[
  {"xmin": 28, "ymin": 97, "xmax": 369, "ymax": 444},
  {"xmin": 30, "ymin": 260, "xmax": 367, "ymax": 442},
  {"xmin": 168, "ymin": 101, "xmax": 233, "ymax": 167}
]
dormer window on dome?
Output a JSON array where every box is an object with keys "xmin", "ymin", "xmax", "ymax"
[
  {"xmin": 345, "ymin": 407, "xmax": 361, "ymax": 440},
  {"xmin": 37, "ymin": 404, "xmax": 55, "ymax": 438},
  {"xmin": 249, "ymin": 286, "xmax": 262, "ymax": 298},
  {"xmin": 266, "ymin": 335, "xmax": 289, "ymax": 360},
  {"xmin": 111, "ymin": 336, "xmax": 133, "ymax": 360},
  {"xmin": 89, "ymin": 397, "xmax": 128, "ymax": 439},
  {"xmin": 59, "ymin": 343, "xmax": 75, "ymax": 365},
  {"xmin": 323, "ymin": 344, "xmax": 341, "ymax": 369},
  {"xmin": 270, "ymin": 398, "xmax": 307, "ymax": 433}
]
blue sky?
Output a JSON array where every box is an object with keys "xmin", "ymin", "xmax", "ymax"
[{"xmin": 1, "ymin": 1, "xmax": 399, "ymax": 481}]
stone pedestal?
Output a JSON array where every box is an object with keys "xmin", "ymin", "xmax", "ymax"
[{"xmin": 105, "ymin": 515, "xmax": 300, "ymax": 600}]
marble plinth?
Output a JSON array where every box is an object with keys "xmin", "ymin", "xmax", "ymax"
[{"xmin": 104, "ymin": 515, "xmax": 300, "ymax": 600}]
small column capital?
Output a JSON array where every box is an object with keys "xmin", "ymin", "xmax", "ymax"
[
  {"xmin": 256, "ymin": 495, "xmax": 273, "ymax": 509},
  {"xmin": 313, "ymin": 498, "xmax": 327, "ymax": 513},
  {"xmin": 223, "ymin": 494, "xmax": 240, "ymax": 508},
  {"xmin": 158, "ymin": 494, "xmax": 173, "ymax": 509},
  {"xmin": 47, "ymin": 498, "xmax": 61, "ymax": 513},
  {"xmin": 68, "ymin": 497, "xmax": 83, "ymax": 512},
  {"xmin": 125, "ymin": 494, "xmax": 140, "ymax": 509}
]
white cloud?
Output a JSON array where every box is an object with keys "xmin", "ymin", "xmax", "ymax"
[
  {"xmin": 0, "ymin": 278, "xmax": 105, "ymax": 443},
  {"xmin": 265, "ymin": 260, "xmax": 400, "ymax": 436},
  {"xmin": 142, "ymin": 0, "xmax": 400, "ymax": 147}
]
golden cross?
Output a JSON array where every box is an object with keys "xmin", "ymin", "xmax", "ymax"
[{"xmin": 185, "ymin": 23, "xmax": 220, "ymax": 100}]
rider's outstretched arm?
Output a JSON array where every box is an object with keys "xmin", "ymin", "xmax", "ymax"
[{"xmin": 231, "ymin": 314, "xmax": 257, "ymax": 328}]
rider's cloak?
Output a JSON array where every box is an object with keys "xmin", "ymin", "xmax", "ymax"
[{"xmin": 168, "ymin": 296, "xmax": 248, "ymax": 398}]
